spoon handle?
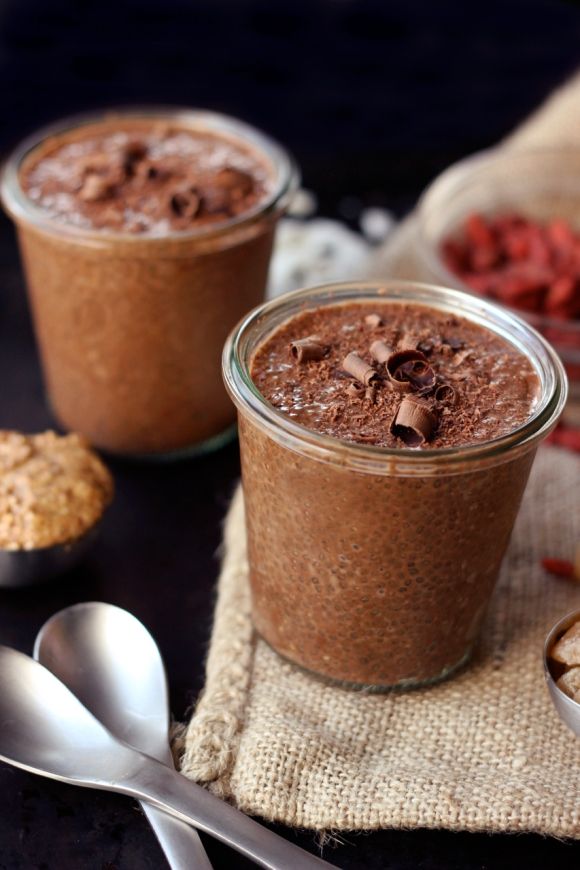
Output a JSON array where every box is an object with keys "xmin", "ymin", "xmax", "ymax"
[
  {"xmin": 126, "ymin": 758, "xmax": 335, "ymax": 870},
  {"xmin": 141, "ymin": 801, "xmax": 213, "ymax": 870}
]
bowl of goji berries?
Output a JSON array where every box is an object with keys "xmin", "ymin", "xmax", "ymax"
[{"xmin": 417, "ymin": 147, "xmax": 580, "ymax": 419}]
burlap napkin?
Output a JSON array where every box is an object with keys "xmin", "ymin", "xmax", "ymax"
[{"xmin": 180, "ymin": 74, "xmax": 580, "ymax": 837}]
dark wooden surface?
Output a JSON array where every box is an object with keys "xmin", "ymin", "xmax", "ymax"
[{"xmin": 2, "ymin": 1, "xmax": 580, "ymax": 866}]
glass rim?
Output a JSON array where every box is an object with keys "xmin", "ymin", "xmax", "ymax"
[
  {"xmin": 415, "ymin": 145, "xmax": 580, "ymax": 339},
  {"xmin": 0, "ymin": 105, "xmax": 299, "ymax": 244},
  {"xmin": 223, "ymin": 279, "xmax": 568, "ymax": 475}
]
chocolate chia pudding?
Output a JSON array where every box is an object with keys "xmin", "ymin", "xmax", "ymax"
[
  {"xmin": 224, "ymin": 281, "xmax": 567, "ymax": 689},
  {"xmin": 1, "ymin": 110, "xmax": 297, "ymax": 455}
]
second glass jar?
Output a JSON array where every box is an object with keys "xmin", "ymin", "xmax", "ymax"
[{"xmin": 1, "ymin": 108, "xmax": 298, "ymax": 457}]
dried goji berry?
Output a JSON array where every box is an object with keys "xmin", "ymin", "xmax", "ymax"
[
  {"xmin": 541, "ymin": 557, "xmax": 575, "ymax": 578},
  {"xmin": 548, "ymin": 218, "xmax": 575, "ymax": 250},
  {"xmin": 552, "ymin": 427, "xmax": 580, "ymax": 452},
  {"xmin": 442, "ymin": 212, "xmax": 580, "ymax": 321},
  {"xmin": 466, "ymin": 212, "xmax": 495, "ymax": 248},
  {"xmin": 546, "ymin": 275, "xmax": 577, "ymax": 318}
]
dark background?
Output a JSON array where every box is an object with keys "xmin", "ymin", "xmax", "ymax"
[
  {"xmin": 2, "ymin": 0, "xmax": 580, "ymax": 216},
  {"xmin": 1, "ymin": 1, "xmax": 580, "ymax": 868}
]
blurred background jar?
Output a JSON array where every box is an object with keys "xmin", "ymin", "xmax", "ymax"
[{"xmin": 1, "ymin": 108, "xmax": 298, "ymax": 458}]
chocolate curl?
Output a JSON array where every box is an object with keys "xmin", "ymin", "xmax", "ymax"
[
  {"xmin": 398, "ymin": 359, "xmax": 436, "ymax": 389},
  {"xmin": 79, "ymin": 174, "xmax": 114, "ymax": 202},
  {"xmin": 365, "ymin": 384, "xmax": 377, "ymax": 403},
  {"xmin": 386, "ymin": 349, "xmax": 436, "ymax": 392},
  {"xmin": 434, "ymin": 383, "xmax": 456, "ymax": 404},
  {"xmin": 342, "ymin": 352, "xmax": 379, "ymax": 386},
  {"xmin": 452, "ymin": 348, "xmax": 473, "ymax": 367},
  {"xmin": 417, "ymin": 338, "xmax": 435, "ymax": 356},
  {"xmin": 370, "ymin": 340, "xmax": 391, "ymax": 365},
  {"xmin": 123, "ymin": 140, "xmax": 148, "ymax": 175},
  {"xmin": 200, "ymin": 167, "xmax": 254, "ymax": 215},
  {"xmin": 365, "ymin": 313, "xmax": 384, "ymax": 328},
  {"xmin": 170, "ymin": 186, "xmax": 201, "ymax": 219},
  {"xmin": 391, "ymin": 397, "xmax": 437, "ymax": 447},
  {"xmin": 289, "ymin": 335, "xmax": 329, "ymax": 363}
]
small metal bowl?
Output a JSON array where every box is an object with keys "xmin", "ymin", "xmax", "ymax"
[
  {"xmin": 543, "ymin": 608, "xmax": 580, "ymax": 737},
  {"xmin": 0, "ymin": 525, "xmax": 100, "ymax": 588}
]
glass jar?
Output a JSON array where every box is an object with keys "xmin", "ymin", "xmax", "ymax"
[
  {"xmin": 415, "ymin": 147, "xmax": 580, "ymax": 423},
  {"xmin": 1, "ymin": 108, "xmax": 298, "ymax": 457},
  {"xmin": 223, "ymin": 280, "xmax": 567, "ymax": 689}
]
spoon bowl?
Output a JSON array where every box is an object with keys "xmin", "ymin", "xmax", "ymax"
[
  {"xmin": 0, "ymin": 643, "xmax": 333, "ymax": 869},
  {"xmin": 34, "ymin": 602, "xmax": 211, "ymax": 869},
  {"xmin": 0, "ymin": 644, "xmax": 139, "ymax": 783},
  {"xmin": 34, "ymin": 602, "xmax": 170, "ymax": 759},
  {"xmin": 543, "ymin": 608, "xmax": 580, "ymax": 737}
]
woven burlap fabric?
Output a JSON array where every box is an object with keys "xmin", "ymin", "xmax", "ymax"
[
  {"xmin": 181, "ymin": 448, "xmax": 580, "ymax": 837},
  {"xmin": 180, "ymin": 75, "xmax": 580, "ymax": 837}
]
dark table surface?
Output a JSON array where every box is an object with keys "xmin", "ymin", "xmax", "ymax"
[
  {"xmin": 1, "ymin": 207, "xmax": 580, "ymax": 870},
  {"xmin": 2, "ymin": 1, "xmax": 580, "ymax": 867}
]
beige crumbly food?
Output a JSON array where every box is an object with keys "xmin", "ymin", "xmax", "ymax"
[
  {"xmin": 0, "ymin": 430, "xmax": 113, "ymax": 550},
  {"xmin": 556, "ymin": 666, "xmax": 580, "ymax": 702},
  {"xmin": 551, "ymin": 621, "xmax": 580, "ymax": 667}
]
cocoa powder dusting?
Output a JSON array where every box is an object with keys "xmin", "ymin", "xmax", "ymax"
[
  {"xmin": 21, "ymin": 121, "xmax": 271, "ymax": 234},
  {"xmin": 250, "ymin": 302, "xmax": 540, "ymax": 449}
]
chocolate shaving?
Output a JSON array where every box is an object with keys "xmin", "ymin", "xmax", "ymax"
[
  {"xmin": 452, "ymin": 348, "xmax": 473, "ymax": 367},
  {"xmin": 289, "ymin": 335, "xmax": 329, "ymax": 363},
  {"xmin": 346, "ymin": 382, "xmax": 363, "ymax": 398},
  {"xmin": 78, "ymin": 153, "xmax": 118, "ymax": 177},
  {"xmin": 370, "ymin": 340, "xmax": 391, "ymax": 365},
  {"xmin": 170, "ymin": 186, "xmax": 201, "ymax": 219},
  {"xmin": 398, "ymin": 359, "xmax": 436, "ymax": 389},
  {"xmin": 214, "ymin": 167, "xmax": 254, "ymax": 197},
  {"xmin": 434, "ymin": 383, "xmax": 456, "ymax": 404},
  {"xmin": 123, "ymin": 140, "xmax": 148, "ymax": 175},
  {"xmin": 391, "ymin": 397, "xmax": 437, "ymax": 447},
  {"xmin": 79, "ymin": 173, "xmax": 113, "ymax": 202},
  {"xmin": 365, "ymin": 384, "xmax": 377, "ymax": 403},
  {"xmin": 417, "ymin": 338, "xmax": 435, "ymax": 355},
  {"xmin": 398, "ymin": 332, "xmax": 418, "ymax": 351},
  {"xmin": 365, "ymin": 313, "xmax": 384, "ymax": 328},
  {"xmin": 136, "ymin": 157, "xmax": 175, "ymax": 183},
  {"xmin": 200, "ymin": 167, "xmax": 255, "ymax": 215},
  {"xmin": 342, "ymin": 352, "xmax": 379, "ymax": 386},
  {"xmin": 386, "ymin": 349, "xmax": 436, "ymax": 392}
]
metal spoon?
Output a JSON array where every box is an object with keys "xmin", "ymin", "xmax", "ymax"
[
  {"xmin": 0, "ymin": 645, "xmax": 334, "ymax": 869},
  {"xmin": 543, "ymin": 607, "xmax": 580, "ymax": 737},
  {"xmin": 33, "ymin": 602, "xmax": 212, "ymax": 870}
]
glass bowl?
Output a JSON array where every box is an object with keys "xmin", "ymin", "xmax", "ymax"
[{"xmin": 415, "ymin": 148, "xmax": 580, "ymax": 423}]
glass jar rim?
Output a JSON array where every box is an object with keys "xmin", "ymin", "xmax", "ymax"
[
  {"xmin": 223, "ymin": 279, "xmax": 568, "ymax": 475},
  {"xmin": 0, "ymin": 106, "xmax": 299, "ymax": 244}
]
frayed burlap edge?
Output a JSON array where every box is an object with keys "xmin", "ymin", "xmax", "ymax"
[{"xmin": 179, "ymin": 450, "xmax": 580, "ymax": 838}]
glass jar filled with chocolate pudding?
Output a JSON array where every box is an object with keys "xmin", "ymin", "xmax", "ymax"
[
  {"xmin": 1, "ymin": 110, "xmax": 297, "ymax": 456},
  {"xmin": 224, "ymin": 281, "xmax": 567, "ymax": 690}
]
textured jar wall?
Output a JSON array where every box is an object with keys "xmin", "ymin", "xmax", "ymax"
[
  {"xmin": 239, "ymin": 412, "xmax": 536, "ymax": 687},
  {"xmin": 17, "ymin": 221, "xmax": 275, "ymax": 454}
]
